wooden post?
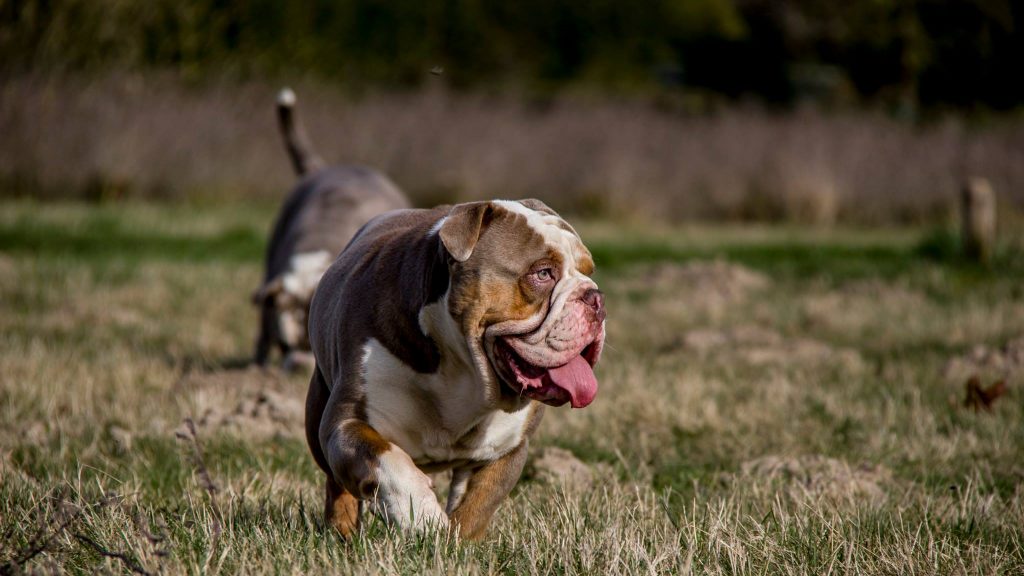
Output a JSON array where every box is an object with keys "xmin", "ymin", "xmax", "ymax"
[{"xmin": 961, "ymin": 177, "xmax": 996, "ymax": 264}]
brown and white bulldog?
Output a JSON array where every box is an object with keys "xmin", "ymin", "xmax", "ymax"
[{"xmin": 306, "ymin": 199, "xmax": 606, "ymax": 539}]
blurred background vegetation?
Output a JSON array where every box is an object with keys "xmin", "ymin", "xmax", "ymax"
[
  {"xmin": 5, "ymin": 0, "xmax": 1023, "ymax": 108},
  {"xmin": 2, "ymin": 0, "xmax": 1023, "ymax": 222}
]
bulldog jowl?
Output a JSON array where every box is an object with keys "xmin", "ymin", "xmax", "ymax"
[{"xmin": 494, "ymin": 288, "xmax": 605, "ymax": 408}]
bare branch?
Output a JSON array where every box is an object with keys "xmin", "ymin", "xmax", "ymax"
[
  {"xmin": 72, "ymin": 533, "xmax": 152, "ymax": 576},
  {"xmin": 176, "ymin": 418, "xmax": 224, "ymax": 556}
]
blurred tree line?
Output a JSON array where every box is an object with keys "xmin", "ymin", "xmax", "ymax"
[{"xmin": 2, "ymin": 0, "xmax": 1022, "ymax": 110}]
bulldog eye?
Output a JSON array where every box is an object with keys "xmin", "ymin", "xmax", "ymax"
[{"xmin": 527, "ymin": 267, "xmax": 556, "ymax": 285}]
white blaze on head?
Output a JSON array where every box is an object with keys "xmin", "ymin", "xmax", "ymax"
[
  {"xmin": 490, "ymin": 200, "xmax": 598, "ymax": 332},
  {"xmin": 492, "ymin": 200, "xmax": 592, "ymax": 279}
]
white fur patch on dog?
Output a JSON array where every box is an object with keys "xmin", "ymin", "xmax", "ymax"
[
  {"xmin": 426, "ymin": 216, "xmax": 447, "ymax": 238},
  {"xmin": 371, "ymin": 445, "xmax": 449, "ymax": 530},
  {"xmin": 361, "ymin": 337, "xmax": 530, "ymax": 464},
  {"xmin": 282, "ymin": 250, "xmax": 332, "ymax": 299},
  {"xmin": 278, "ymin": 311, "xmax": 304, "ymax": 348},
  {"xmin": 446, "ymin": 467, "xmax": 473, "ymax": 515},
  {"xmin": 276, "ymin": 250, "xmax": 333, "ymax": 348},
  {"xmin": 493, "ymin": 200, "xmax": 590, "ymax": 267},
  {"xmin": 277, "ymin": 87, "xmax": 296, "ymax": 106}
]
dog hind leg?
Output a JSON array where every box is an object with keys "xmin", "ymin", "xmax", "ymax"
[
  {"xmin": 325, "ymin": 475, "xmax": 361, "ymax": 536},
  {"xmin": 307, "ymin": 368, "xmax": 363, "ymax": 535}
]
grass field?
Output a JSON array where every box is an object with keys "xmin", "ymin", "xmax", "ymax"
[{"xmin": 1, "ymin": 200, "xmax": 1023, "ymax": 574}]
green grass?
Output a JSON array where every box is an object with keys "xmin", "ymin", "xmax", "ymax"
[
  {"xmin": 0, "ymin": 201, "xmax": 269, "ymax": 264},
  {"xmin": 1, "ymin": 200, "xmax": 1023, "ymax": 574}
]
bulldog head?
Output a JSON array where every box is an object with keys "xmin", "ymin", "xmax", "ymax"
[
  {"xmin": 252, "ymin": 250, "xmax": 333, "ymax": 352},
  {"xmin": 437, "ymin": 200, "xmax": 605, "ymax": 409}
]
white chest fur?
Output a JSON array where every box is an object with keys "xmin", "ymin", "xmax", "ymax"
[{"xmin": 361, "ymin": 338, "xmax": 530, "ymax": 465}]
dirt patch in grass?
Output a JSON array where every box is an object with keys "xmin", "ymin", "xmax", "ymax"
[
  {"xmin": 194, "ymin": 389, "xmax": 305, "ymax": 439},
  {"xmin": 622, "ymin": 260, "xmax": 772, "ymax": 324},
  {"xmin": 740, "ymin": 455, "xmax": 892, "ymax": 502},
  {"xmin": 526, "ymin": 447, "xmax": 611, "ymax": 490},
  {"xmin": 643, "ymin": 260, "xmax": 770, "ymax": 299},
  {"xmin": 177, "ymin": 365, "xmax": 287, "ymax": 391},
  {"xmin": 802, "ymin": 280, "xmax": 931, "ymax": 336},
  {"xmin": 681, "ymin": 325, "xmax": 781, "ymax": 353},
  {"xmin": 678, "ymin": 325, "xmax": 864, "ymax": 371},
  {"xmin": 944, "ymin": 336, "xmax": 1024, "ymax": 380},
  {"xmin": 177, "ymin": 367, "xmax": 307, "ymax": 439}
]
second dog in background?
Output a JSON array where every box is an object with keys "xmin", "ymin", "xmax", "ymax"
[{"xmin": 253, "ymin": 88, "xmax": 409, "ymax": 370}]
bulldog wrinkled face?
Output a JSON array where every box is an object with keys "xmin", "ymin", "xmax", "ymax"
[{"xmin": 444, "ymin": 200, "xmax": 606, "ymax": 409}]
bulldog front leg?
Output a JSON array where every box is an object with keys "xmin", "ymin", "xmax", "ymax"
[
  {"xmin": 320, "ymin": 416, "xmax": 448, "ymax": 532},
  {"xmin": 447, "ymin": 441, "xmax": 528, "ymax": 540}
]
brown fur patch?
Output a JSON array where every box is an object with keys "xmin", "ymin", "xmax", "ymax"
[
  {"xmin": 449, "ymin": 441, "xmax": 529, "ymax": 540},
  {"xmin": 324, "ymin": 420, "xmax": 392, "ymax": 500},
  {"xmin": 576, "ymin": 248, "xmax": 595, "ymax": 276},
  {"xmin": 343, "ymin": 419, "xmax": 393, "ymax": 455},
  {"xmin": 447, "ymin": 206, "xmax": 558, "ymax": 337},
  {"xmin": 325, "ymin": 476, "xmax": 361, "ymax": 537}
]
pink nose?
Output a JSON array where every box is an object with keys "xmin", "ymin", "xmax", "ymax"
[{"xmin": 582, "ymin": 288, "xmax": 606, "ymax": 322}]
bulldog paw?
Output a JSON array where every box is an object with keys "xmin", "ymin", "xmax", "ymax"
[{"xmin": 372, "ymin": 449, "xmax": 449, "ymax": 531}]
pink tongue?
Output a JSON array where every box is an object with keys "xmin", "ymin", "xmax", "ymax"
[{"xmin": 546, "ymin": 356, "xmax": 598, "ymax": 408}]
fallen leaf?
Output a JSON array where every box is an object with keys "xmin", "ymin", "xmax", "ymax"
[{"xmin": 964, "ymin": 375, "xmax": 1008, "ymax": 411}]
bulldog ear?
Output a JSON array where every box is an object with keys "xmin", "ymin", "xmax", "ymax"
[
  {"xmin": 251, "ymin": 276, "xmax": 284, "ymax": 305},
  {"xmin": 439, "ymin": 201, "xmax": 493, "ymax": 262},
  {"xmin": 518, "ymin": 198, "xmax": 558, "ymax": 216}
]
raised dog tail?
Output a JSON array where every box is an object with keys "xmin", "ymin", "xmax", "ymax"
[{"xmin": 277, "ymin": 87, "xmax": 326, "ymax": 176}]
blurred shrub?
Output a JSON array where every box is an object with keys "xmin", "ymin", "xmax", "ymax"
[
  {"xmin": 3, "ymin": 75, "xmax": 1022, "ymax": 224},
  {"xmin": 915, "ymin": 227, "xmax": 961, "ymax": 262}
]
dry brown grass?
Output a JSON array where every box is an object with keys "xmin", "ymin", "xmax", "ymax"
[
  {"xmin": 1, "ymin": 201, "xmax": 1023, "ymax": 574},
  {"xmin": 4, "ymin": 74, "xmax": 1024, "ymax": 224}
]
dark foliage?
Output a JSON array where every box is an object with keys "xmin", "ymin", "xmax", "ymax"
[{"xmin": 2, "ymin": 0, "xmax": 1022, "ymax": 109}]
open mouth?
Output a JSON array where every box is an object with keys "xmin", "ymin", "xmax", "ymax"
[{"xmin": 493, "ymin": 339, "xmax": 600, "ymax": 408}]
